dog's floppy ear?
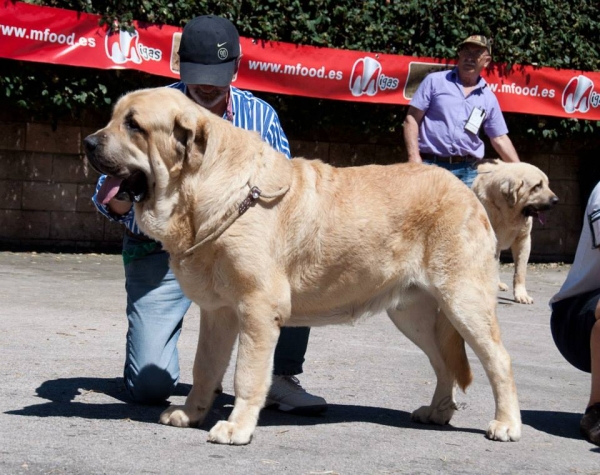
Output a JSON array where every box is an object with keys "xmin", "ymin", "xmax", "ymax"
[
  {"xmin": 173, "ymin": 107, "xmax": 210, "ymax": 172},
  {"xmin": 499, "ymin": 177, "xmax": 523, "ymax": 207},
  {"xmin": 173, "ymin": 107, "xmax": 198, "ymax": 163}
]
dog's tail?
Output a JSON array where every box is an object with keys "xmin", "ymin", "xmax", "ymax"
[{"xmin": 436, "ymin": 312, "xmax": 473, "ymax": 392}]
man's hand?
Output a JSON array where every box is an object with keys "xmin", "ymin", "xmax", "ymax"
[{"xmin": 108, "ymin": 199, "xmax": 133, "ymax": 216}]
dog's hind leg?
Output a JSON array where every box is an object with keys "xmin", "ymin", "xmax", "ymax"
[
  {"xmin": 160, "ymin": 307, "xmax": 239, "ymax": 429},
  {"xmin": 387, "ymin": 292, "xmax": 471, "ymax": 426},
  {"xmin": 439, "ymin": 288, "xmax": 522, "ymax": 441}
]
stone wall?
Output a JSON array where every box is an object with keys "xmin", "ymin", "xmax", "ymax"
[
  {"xmin": 0, "ymin": 115, "xmax": 594, "ymax": 261},
  {"xmin": 0, "ymin": 119, "xmax": 120, "ymax": 252}
]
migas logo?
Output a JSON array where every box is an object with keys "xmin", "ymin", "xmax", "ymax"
[
  {"xmin": 562, "ymin": 75, "xmax": 600, "ymax": 114},
  {"xmin": 349, "ymin": 56, "xmax": 399, "ymax": 97},
  {"xmin": 105, "ymin": 26, "xmax": 162, "ymax": 65}
]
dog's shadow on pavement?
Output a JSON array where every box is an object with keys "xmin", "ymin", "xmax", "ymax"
[
  {"xmin": 256, "ymin": 403, "xmax": 484, "ymax": 437},
  {"xmin": 6, "ymin": 376, "xmax": 484, "ymax": 437},
  {"xmin": 9, "ymin": 378, "xmax": 594, "ymax": 443}
]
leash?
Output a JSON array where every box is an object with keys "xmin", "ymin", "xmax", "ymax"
[{"xmin": 183, "ymin": 183, "xmax": 289, "ymax": 257}]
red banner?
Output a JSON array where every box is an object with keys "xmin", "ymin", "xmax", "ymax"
[{"xmin": 1, "ymin": 1, "xmax": 600, "ymax": 120}]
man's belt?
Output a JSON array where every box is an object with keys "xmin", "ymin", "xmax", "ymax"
[{"xmin": 421, "ymin": 153, "xmax": 477, "ymax": 164}]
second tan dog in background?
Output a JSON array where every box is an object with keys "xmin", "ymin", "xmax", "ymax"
[{"xmin": 473, "ymin": 160, "xmax": 559, "ymax": 304}]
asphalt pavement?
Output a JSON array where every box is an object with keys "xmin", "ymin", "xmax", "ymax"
[{"xmin": 1, "ymin": 252, "xmax": 599, "ymax": 474}]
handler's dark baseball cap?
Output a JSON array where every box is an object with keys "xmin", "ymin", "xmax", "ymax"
[
  {"xmin": 460, "ymin": 35, "xmax": 492, "ymax": 54},
  {"xmin": 178, "ymin": 15, "xmax": 240, "ymax": 87}
]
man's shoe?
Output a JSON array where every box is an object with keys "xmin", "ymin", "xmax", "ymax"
[
  {"xmin": 266, "ymin": 375, "xmax": 327, "ymax": 415},
  {"xmin": 580, "ymin": 402, "xmax": 600, "ymax": 446}
]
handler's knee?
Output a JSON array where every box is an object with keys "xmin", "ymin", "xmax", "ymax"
[{"xmin": 124, "ymin": 364, "xmax": 178, "ymax": 405}]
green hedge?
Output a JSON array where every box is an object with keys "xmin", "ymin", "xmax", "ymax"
[{"xmin": 2, "ymin": 0, "xmax": 599, "ymax": 140}]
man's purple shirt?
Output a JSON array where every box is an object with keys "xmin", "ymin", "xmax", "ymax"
[{"xmin": 409, "ymin": 68, "xmax": 508, "ymax": 159}]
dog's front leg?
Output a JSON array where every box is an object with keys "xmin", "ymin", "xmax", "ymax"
[
  {"xmin": 208, "ymin": 295, "xmax": 285, "ymax": 445},
  {"xmin": 159, "ymin": 307, "xmax": 238, "ymax": 428},
  {"xmin": 511, "ymin": 225, "xmax": 533, "ymax": 304}
]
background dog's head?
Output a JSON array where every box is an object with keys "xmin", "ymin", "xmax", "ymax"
[
  {"xmin": 83, "ymin": 88, "xmax": 211, "ymax": 205},
  {"xmin": 474, "ymin": 160, "xmax": 559, "ymax": 223}
]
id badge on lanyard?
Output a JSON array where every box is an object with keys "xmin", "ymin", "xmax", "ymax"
[{"xmin": 465, "ymin": 107, "xmax": 486, "ymax": 134}]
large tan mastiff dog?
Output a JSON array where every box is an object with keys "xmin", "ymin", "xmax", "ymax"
[
  {"xmin": 473, "ymin": 160, "xmax": 559, "ymax": 304},
  {"xmin": 84, "ymin": 88, "xmax": 521, "ymax": 445}
]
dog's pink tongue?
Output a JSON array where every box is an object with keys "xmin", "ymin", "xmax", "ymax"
[
  {"xmin": 97, "ymin": 176, "xmax": 123, "ymax": 204},
  {"xmin": 538, "ymin": 212, "xmax": 546, "ymax": 225}
]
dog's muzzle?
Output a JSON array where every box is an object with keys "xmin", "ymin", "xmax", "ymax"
[
  {"xmin": 83, "ymin": 133, "xmax": 108, "ymax": 175},
  {"xmin": 523, "ymin": 196, "xmax": 559, "ymax": 224},
  {"xmin": 83, "ymin": 133, "xmax": 149, "ymax": 204},
  {"xmin": 523, "ymin": 196, "xmax": 560, "ymax": 217}
]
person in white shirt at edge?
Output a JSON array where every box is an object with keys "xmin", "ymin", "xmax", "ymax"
[
  {"xmin": 92, "ymin": 15, "xmax": 327, "ymax": 415},
  {"xmin": 550, "ymin": 181, "xmax": 600, "ymax": 446}
]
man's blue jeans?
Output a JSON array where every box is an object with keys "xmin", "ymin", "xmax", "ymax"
[
  {"xmin": 122, "ymin": 235, "xmax": 310, "ymax": 404},
  {"xmin": 424, "ymin": 160, "xmax": 478, "ymax": 188}
]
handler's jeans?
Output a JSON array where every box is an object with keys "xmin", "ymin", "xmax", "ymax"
[
  {"xmin": 424, "ymin": 160, "xmax": 478, "ymax": 188},
  {"xmin": 122, "ymin": 235, "xmax": 311, "ymax": 404}
]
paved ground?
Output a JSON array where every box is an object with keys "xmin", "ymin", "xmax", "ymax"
[{"xmin": 0, "ymin": 252, "xmax": 599, "ymax": 474}]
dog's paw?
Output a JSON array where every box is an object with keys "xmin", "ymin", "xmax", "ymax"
[
  {"xmin": 159, "ymin": 405, "xmax": 205, "ymax": 428},
  {"xmin": 514, "ymin": 288, "xmax": 533, "ymax": 304},
  {"xmin": 498, "ymin": 282, "xmax": 509, "ymax": 292},
  {"xmin": 487, "ymin": 419, "xmax": 521, "ymax": 441},
  {"xmin": 208, "ymin": 420, "xmax": 253, "ymax": 445},
  {"xmin": 411, "ymin": 404, "xmax": 454, "ymax": 425}
]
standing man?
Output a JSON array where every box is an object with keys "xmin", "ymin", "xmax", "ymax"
[
  {"xmin": 93, "ymin": 15, "xmax": 326, "ymax": 415},
  {"xmin": 403, "ymin": 35, "xmax": 520, "ymax": 187},
  {"xmin": 550, "ymin": 182, "xmax": 600, "ymax": 447}
]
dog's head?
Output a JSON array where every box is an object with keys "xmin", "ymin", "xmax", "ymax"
[
  {"xmin": 497, "ymin": 162, "xmax": 559, "ymax": 222},
  {"xmin": 83, "ymin": 88, "xmax": 209, "ymax": 205}
]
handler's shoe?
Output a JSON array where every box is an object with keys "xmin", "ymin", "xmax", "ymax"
[
  {"xmin": 580, "ymin": 403, "xmax": 600, "ymax": 446},
  {"xmin": 266, "ymin": 375, "xmax": 327, "ymax": 415}
]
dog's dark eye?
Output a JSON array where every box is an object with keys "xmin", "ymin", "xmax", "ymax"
[
  {"xmin": 125, "ymin": 113, "xmax": 143, "ymax": 133},
  {"xmin": 532, "ymin": 182, "xmax": 542, "ymax": 191}
]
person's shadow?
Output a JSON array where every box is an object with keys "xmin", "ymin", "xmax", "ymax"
[{"xmin": 5, "ymin": 377, "xmax": 181, "ymax": 423}]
